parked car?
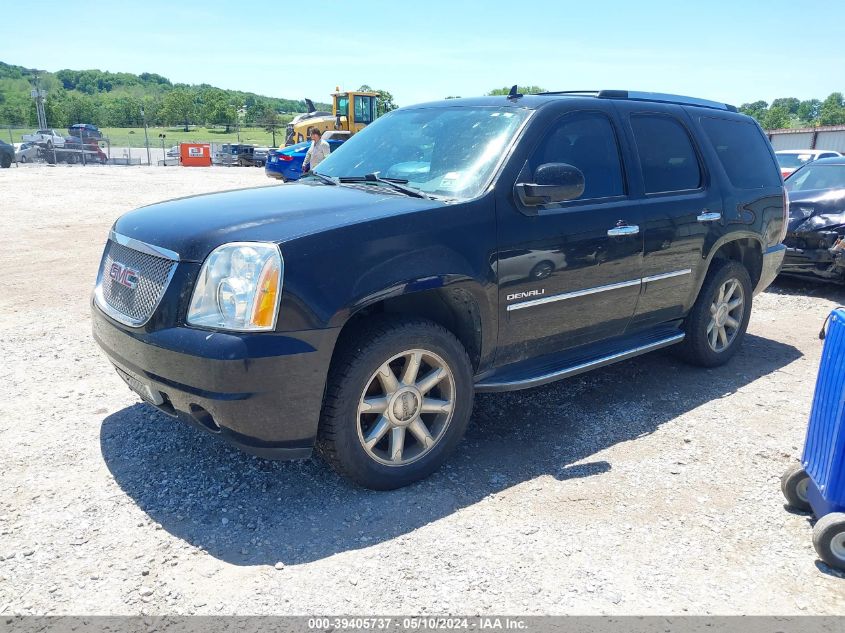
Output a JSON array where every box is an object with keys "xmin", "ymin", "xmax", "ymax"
[
  {"xmin": 91, "ymin": 90, "xmax": 786, "ymax": 489},
  {"xmin": 776, "ymin": 149, "xmax": 842, "ymax": 179},
  {"xmin": 0, "ymin": 140, "xmax": 14, "ymax": 168},
  {"xmin": 68, "ymin": 123, "xmax": 102, "ymax": 140},
  {"xmin": 266, "ymin": 131, "xmax": 349, "ymax": 181},
  {"xmin": 21, "ymin": 128, "xmax": 65, "ymax": 148},
  {"xmin": 781, "ymin": 157, "xmax": 845, "ymax": 282},
  {"xmin": 166, "ymin": 145, "xmax": 179, "ymax": 158},
  {"xmin": 14, "ymin": 142, "xmax": 38, "ymax": 163},
  {"xmin": 213, "ymin": 143, "xmax": 253, "ymax": 166}
]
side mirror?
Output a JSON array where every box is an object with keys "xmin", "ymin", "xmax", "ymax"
[{"xmin": 515, "ymin": 163, "xmax": 585, "ymax": 208}]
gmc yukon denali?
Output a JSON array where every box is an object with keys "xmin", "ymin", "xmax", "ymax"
[{"xmin": 92, "ymin": 89, "xmax": 786, "ymax": 489}]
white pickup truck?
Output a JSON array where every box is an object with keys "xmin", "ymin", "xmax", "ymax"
[{"xmin": 21, "ymin": 129, "xmax": 65, "ymax": 148}]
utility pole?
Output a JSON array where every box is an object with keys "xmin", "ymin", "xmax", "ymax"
[
  {"xmin": 31, "ymin": 74, "xmax": 48, "ymax": 130},
  {"xmin": 141, "ymin": 107, "xmax": 151, "ymax": 166}
]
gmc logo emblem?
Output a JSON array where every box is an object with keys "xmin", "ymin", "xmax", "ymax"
[{"xmin": 109, "ymin": 262, "xmax": 140, "ymax": 290}]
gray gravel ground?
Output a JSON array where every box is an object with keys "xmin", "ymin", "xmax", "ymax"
[{"xmin": 1, "ymin": 165, "xmax": 844, "ymax": 615}]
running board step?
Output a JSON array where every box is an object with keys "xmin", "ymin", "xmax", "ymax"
[{"xmin": 475, "ymin": 328, "xmax": 685, "ymax": 392}]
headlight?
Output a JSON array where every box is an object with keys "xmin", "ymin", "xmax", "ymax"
[{"xmin": 186, "ymin": 242, "xmax": 283, "ymax": 331}]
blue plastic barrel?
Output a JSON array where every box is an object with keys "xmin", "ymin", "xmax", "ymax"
[{"xmin": 803, "ymin": 308, "xmax": 845, "ymax": 516}]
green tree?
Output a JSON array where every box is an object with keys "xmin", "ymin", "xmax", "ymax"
[
  {"xmin": 161, "ymin": 88, "xmax": 196, "ymax": 131},
  {"xmin": 488, "ymin": 86, "xmax": 545, "ymax": 96},
  {"xmin": 739, "ymin": 100, "xmax": 768, "ymax": 123},
  {"xmin": 819, "ymin": 93, "xmax": 845, "ymax": 126},
  {"xmin": 256, "ymin": 106, "xmax": 283, "ymax": 147},
  {"xmin": 797, "ymin": 99, "xmax": 821, "ymax": 125},
  {"xmin": 761, "ymin": 106, "xmax": 791, "ymax": 130},
  {"xmin": 770, "ymin": 97, "xmax": 800, "ymax": 115},
  {"xmin": 358, "ymin": 85, "xmax": 397, "ymax": 116}
]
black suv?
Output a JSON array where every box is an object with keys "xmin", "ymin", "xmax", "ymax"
[{"xmin": 92, "ymin": 90, "xmax": 786, "ymax": 489}]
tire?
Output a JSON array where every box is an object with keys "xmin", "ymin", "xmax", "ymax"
[
  {"xmin": 318, "ymin": 316, "xmax": 474, "ymax": 490},
  {"xmin": 812, "ymin": 512, "xmax": 845, "ymax": 570},
  {"xmin": 65, "ymin": 153, "xmax": 77, "ymax": 165},
  {"xmin": 676, "ymin": 259, "xmax": 752, "ymax": 367},
  {"xmin": 781, "ymin": 463, "xmax": 812, "ymax": 512},
  {"xmin": 0, "ymin": 154, "xmax": 10, "ymax": 168},
  {"xmin": 19, "ymin": 156, "xmax": 27, "ymax": 164}
]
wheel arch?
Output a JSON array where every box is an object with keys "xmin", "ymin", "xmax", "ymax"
[
  {"xmin": 328, "ymin": 277, "xmax": 492, "ymax": 375},
  {"xmin": 696, "ymin": 233, "xmax": 764, "ymax": 298}
]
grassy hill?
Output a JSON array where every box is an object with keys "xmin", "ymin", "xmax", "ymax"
[{"xmin": 0, "ymin": 61, "xmax": 330, "ymax": 131}]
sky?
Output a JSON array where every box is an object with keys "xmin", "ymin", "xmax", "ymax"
[{"xmin": 2, "ymin": 0, "xmax": 843, "ymax": 108}]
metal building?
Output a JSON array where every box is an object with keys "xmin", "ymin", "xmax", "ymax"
[{"xmin": 768, "ymin": 125, "xmax": 845, "ymax": 152}]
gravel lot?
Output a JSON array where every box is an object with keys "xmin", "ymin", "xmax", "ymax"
[{"xmin": 1, "ymin": 164, "xmax": 844, "ymax": 615}]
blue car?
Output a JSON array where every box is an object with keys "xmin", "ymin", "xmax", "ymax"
[{"xmin": 265, "ymin": 133, "xmax": 348, "ymax": 181}]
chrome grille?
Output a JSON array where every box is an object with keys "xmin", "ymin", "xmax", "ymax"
[{"xmin": 95, "ymin": 236, "xmax": 177, "ymax": 326}]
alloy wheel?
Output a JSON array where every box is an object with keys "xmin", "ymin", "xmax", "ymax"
[
  {"xmin": 706, "ymin": 278, "xmax": 745, "ymax": 353},
  {"xmin": 357, "ymin": 349, "xmax": 456, "ymax": 466}
]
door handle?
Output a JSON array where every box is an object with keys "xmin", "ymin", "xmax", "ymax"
[
  {"xmin": 697, "ymin": 211, "xmax": 722, "ymax": 223},
  {"xmin": 607, "ymin": 225, "xmax": 640, "ymax": 237}
]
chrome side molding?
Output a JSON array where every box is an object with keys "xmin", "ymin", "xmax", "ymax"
[{"xmin": 506, "ymin": 269, "xmax": 691, "ymax": 312}]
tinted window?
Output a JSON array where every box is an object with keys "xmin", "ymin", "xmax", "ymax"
[
  {"xmin": 529, "ymin": 112, "xmax": 625, "ymax": 200},
  {"xmin": 631, "ymin": 115, "xmax": 701, "ymax": 193},
  {"xmin": 701, "ymin": 117, "xmax": 781, "ymax": 189}
]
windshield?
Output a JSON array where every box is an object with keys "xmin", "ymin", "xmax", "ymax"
[
  {"xmin": 786, "ymin": 164, "xmax": 845, "ymax": 191},
  {"xmin": 315, "ymin": 106, "xmax": 530, "ymax": 200},
  {"xmin": 777, "ymin": 153, "xmax": 814, "ymax": 169}
]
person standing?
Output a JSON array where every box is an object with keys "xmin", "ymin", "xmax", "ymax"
[{"xmin": 303, "ymin": 128, "xmax": 330, "ymax": 173}]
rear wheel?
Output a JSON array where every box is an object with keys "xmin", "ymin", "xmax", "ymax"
[
  {"xmin": 318, "ymin": 317, "xmax": 474, "ymax": 490},
  {"xmin": 676, "ymin": 259, "xmax": 752, "ymax": 367},
  {"xmin": 813, "ymin": 513, "xmax": 845, "ymax": 570}
]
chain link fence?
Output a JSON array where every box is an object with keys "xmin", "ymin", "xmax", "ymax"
[{"xmin": 2, "ymin": 123, "xmax": 275, "ymax": 169}]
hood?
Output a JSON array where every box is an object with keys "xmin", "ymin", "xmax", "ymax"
[
  {"xmin": 113, "ymin": 182, "xmax": 444, "ymax": 262},
  {"xmin": 787, "ymin": 188, "xmax": 845, "ymax": 232}
]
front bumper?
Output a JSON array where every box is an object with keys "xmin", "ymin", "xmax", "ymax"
[
  {"xmin": 755, "ymin": 243, "xmax": 786, "ymax": 294},
  {"xmin": 92, "ymin": 303, "xmax": 340, "ymax": 459}
]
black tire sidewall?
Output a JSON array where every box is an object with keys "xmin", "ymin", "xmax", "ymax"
[
  {"xmin": 780, "ymin": 463, "xmax": 811, "ymax": 512},
  {"xmin": 681, "ymin": 260, "xmax": 753, "ymax": 367},
  {"xmin": 813, "ymin": 513, "xmax": 845, "ymax": 570},
  {"xmin": 320, "ymin": 319, "xmax": 473, "ymax": 490},
  {"xmin": 0, "ymin": 155, "xmax": 10, "ymax": 168}
]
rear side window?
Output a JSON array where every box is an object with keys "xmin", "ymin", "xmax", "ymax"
[
  {"xmin": 700, "ymin": 117, "xmax": 781, "ymax": 189},
  {"xmin": 631, "ymin": 115, "xmax": 701, "ymax": 193}
]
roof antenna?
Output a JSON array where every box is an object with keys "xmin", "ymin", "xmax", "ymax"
[{"xmin": 507, "ymin": 85, "xmax": 523, "ymax": 100}]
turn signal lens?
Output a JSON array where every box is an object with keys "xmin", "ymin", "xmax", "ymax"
[{"xmin": 251, "ymin": 257, "xmax": 281, "ymax": 328}]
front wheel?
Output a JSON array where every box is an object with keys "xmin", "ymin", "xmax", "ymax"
[
  {"xmin": 781, "ymin": 463, "xmax": 812, "ymax": 512},
  {"xmin": 676, "ymin": 259, "xmax": 752, "ymax": 367},
  {"xmin": 0, "ymin": 154, "xmax": 11, "ymax": 168},
  {"xmin": 318, "ymin": 317, "xmax": 474, "ymax": 490}
]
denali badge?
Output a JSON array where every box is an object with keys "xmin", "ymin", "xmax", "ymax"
[
  {"xmin": 109, "ymin": 262, "xmax": 140, "ymax": 290},
  {"xmin": 507, "ymin": 289, "xmax": 545, "ymax": 301}
]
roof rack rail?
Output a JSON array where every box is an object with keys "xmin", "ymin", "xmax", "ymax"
[
  {"xmin": 597, "ymin": 90, "xmax": 738, "ymax": 112},
  {"xmin": 535, "ymin": 90, "xmax": 600, "ymax": 96}
]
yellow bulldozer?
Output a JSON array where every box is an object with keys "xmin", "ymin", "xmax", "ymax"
[{"xmin": 284, "ymin": 88, "xmax": 380, "ymax": 146}]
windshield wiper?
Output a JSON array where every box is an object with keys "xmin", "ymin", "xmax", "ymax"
[
  {"xmin": 306, "ymin": 171, "xmax": 339, "ymax": 186},
  {"xmin": 338, "ymin": 172, "xmax": 430, "ymax": 199}
]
